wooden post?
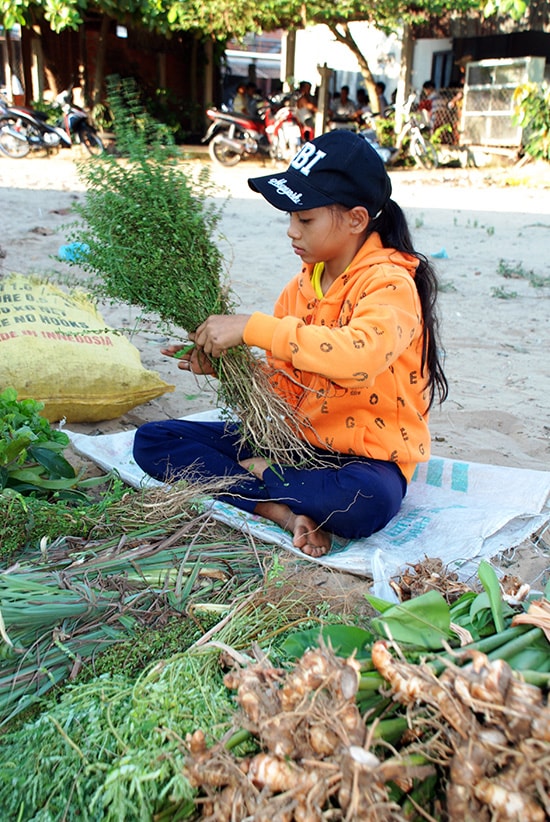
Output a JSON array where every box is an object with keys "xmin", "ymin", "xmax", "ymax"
[
  {"xmin": 315, "ymin": 63, "xmax": 333, "ymax": 136},
  {"xmin": 282, "ymin": 29, "xmax": 296, "ymax": 91}
]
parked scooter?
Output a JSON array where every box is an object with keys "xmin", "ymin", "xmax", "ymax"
[
  {"xmin": 53, "ymin": 89, "xmax": 105, "ymax": 156},
  {"xmin": 0, "ymin": 93, "xmax": 69, "ymax": 158},
  {"xmin": 203, "ymin": 93, "xmax": 310, "ymax": 167},
  {"xmin": 0, "ymin": 90, "xmax": 103, "ymax": 159}
]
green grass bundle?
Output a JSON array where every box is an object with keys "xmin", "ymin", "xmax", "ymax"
[{"xmin": 70, "ymin": 78, "xmax": 311, "ymax": 462}]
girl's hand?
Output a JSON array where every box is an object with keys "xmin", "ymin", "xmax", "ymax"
[
  {"xmin": 161, "ymin": 343, "xmax": 216, "ymax": 375},
  {"xmin": 192, "ymin": 314, "xmax": 251, "ymax": 359}
]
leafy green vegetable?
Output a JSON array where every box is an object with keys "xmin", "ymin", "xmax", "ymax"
[
  {"xmin": 367, "ymin": 589, "xmax": 454, "ymax": 650},
  {"xmin": 0, "ymin": 387, "xmax": 109, "ymax": 502},
  {"xmin": 281, "ymin": 624, "xmax": 374, "ymax": 661}
]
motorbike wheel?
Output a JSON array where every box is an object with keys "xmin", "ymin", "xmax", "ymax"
[
  {"xmin": 208, "ymin": 134, "xmax": 242, "ymax": 167},
  {"xmin": 411, "ymin": 136, "xmax": 438, "ymax": 169},
  {"xmin": 77, "ymin": 124, "xmax": 105, "ymax": 156},
  {"xmin": 0, "ymin": 118, "xmax": 31, "ymax": 158}
]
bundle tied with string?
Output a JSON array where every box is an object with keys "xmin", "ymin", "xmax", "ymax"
[{"xmin": 71, "ymin": 149, "xmax": 314, "ymax": 464}]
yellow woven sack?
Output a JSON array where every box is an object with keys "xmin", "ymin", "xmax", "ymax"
[{"xmin": 0, "ymin": 274, "xmax": 174, "ymax": 423}]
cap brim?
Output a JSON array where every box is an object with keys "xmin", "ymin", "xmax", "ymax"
[{"xmin": 248, "ymin": 168, "xmax": 335, "ymax": 212}]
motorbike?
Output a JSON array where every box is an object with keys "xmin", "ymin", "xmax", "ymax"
[
  {"xmin": 52, "ymin": 89, "xmax": 105, "ymax": 156},
  {"xmin": 388, "ymin": 94, "xmax": 439, "ymax": 169},
  {"xmin": 0, "ymin": 90, "xmax": 103, "ymax": 159},
  {"xmin": 203, "ymin": 93, "xmax": 311, "ymax": 167}
]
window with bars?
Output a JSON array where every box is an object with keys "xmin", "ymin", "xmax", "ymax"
[{"xmin": 461, "ymin": 57, "xmax": 546, "ymax": 148}]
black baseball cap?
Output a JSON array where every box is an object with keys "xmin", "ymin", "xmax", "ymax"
[{"xmin": 248, "ymin": 130, "xmax": 392, "ymax": 217}]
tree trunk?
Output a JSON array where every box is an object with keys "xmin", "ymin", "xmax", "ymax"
[
  {"xmin": 91, "ymin": 13, "xmax": 110, "ymax": 106},
  {"xmin": 395, "ymin": 23, "xmax": 414, "ymax": 133},
  {"xmin": 327, "ymin": 23, "xmax": 378, "ymax": 113}
]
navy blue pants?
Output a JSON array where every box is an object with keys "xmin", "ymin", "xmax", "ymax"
[{"xmin": 132, "ymin": 420, "xmax": 407, "ymax": 540}]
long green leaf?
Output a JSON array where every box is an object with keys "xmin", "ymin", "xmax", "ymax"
[
  {"xmin": 368, "ymin": 590, "xmax": 453, "ymax": 650},
  {"xmin": 8, "ymin": 469, "xmax": 83, "ymax": 490},
  {"xmin": 0, "ymin": 436, "xmax": 30, "ymax": 466},
  {"xmin": 477, "ymin": 560, "xmax": 505, "ymax": 633}
]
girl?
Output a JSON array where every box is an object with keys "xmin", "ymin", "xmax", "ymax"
[{"xmin": 133, "ymin": 130, "xmax": 448, "ymax": 558}]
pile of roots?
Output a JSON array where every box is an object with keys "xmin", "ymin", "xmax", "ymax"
[
  {"xmin": 373, "ymin": 641, "xmax": 550, "ymax": 821},
  {"xmin": 184, "ymin": 641, "xmax": 550, "ymax": 821}
]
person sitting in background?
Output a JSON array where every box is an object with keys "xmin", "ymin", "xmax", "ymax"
[
  {"xmin": 419, "ymin": 80, "xmax": 453, "ymax": 142},
  {"xmin": 232, "ymin": 82, "xmax": 248, "ymax": 113},
  {"xmin": 375, "ymin": 82, "xmax": 389, "ymax": 116},
  {"xmin": 295, "ymin": 81, "xmax": 317, "ymax": 135},
  {"xmin": 418, "ymin": 81, "xmax": 444, "ymax": 128},
  {"xmin": 328, "ymin": 85, "xmax": 358, "ymax": 129},
  {"xmin": 245, "ymin": 82, "xmax": 262, "ymax": 116},
  {"xmin": 355, "ymin": 88, "xmax": 372, "ymax": 122}
]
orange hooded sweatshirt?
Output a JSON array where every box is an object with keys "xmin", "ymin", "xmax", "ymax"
[{"xmin": 243, "ymin": 233, "xmax": 431, "ymax": 481}]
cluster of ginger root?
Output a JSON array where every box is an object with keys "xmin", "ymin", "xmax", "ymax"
[
  {"xmin": 184, "ymin": 641, "xmax": 550, "ymax": 821},
  {"xmin": 184, "ymin": 643, "xmax": 432, "ymax": 821},
  {"xmin": 372, "ymin": 640, "xmax": 550, "ymax": 821}
]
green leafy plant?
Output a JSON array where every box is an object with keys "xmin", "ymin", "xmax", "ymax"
[
  {"xmin": 101, "ymin": 75, "xmax": 175, "ymax": 159},
  {"xmin": 498, "ymin": 258, "xmax": 550, "ymax": 288},
  {"xmin": 491, "ymin": 286, "xmax": 518, "ymax": 299},
  {"xmin": 288, "ymin": 560, "xmax": 550, "ymax": 684},
  {"xmin": 0, "ymin": 387, "xmax": 97, "ymax": 500},
  {"xmin": 431, "ymin": 122, "xmax": 453, "ymax": 147},
  {"xmin": 0, "ymin": 475, "xmax": 127, "ymax": 564},
  {"xmin": 513, "ymin": 82, "xmax": 550, "ymax": 162}
]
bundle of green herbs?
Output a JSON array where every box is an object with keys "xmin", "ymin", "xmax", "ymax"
[
  {"xmin": 69, "ymin": 77, "xmax": 312, "ymax": 463},
  {"xmin": 0, "ymin": 478, "xmax": 272, "ymax": 727},
  {"xmin": 0, "ymin": 573, "xmax": 331, "ymax": 821}
]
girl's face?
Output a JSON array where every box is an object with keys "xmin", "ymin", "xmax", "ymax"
[{"xmin": 287, "ymin": 206, "xmax": 368, "ymax": 278}]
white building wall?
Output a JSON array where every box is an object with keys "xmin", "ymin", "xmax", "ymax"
[
  {"xmin": 293, "ymin": 23, "xmax": 402, "ymax": 101},
  {"xmin": 411, "ymin": 38, "xmax": 452, "ymax": 92}
]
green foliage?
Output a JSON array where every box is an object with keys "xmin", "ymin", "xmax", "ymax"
[
  {"xmin": 0, "ymin": 656, "xmax": 229, "ymax": 820},
  {"xmin": 497, "ymin": 257, "xmax": 550, "ymax": 288},
  {"xmin": 374, "ymin": 111, "xmax": 397, "ymax": 148},
  {"xmin": 0, "ymin": 386, "xmax": 128, "ymax": 562},
  {"xmin": 88, "ymin": 615, "xmax": 214, "ymax": 679},
  {"xmin": 3, "ymin": 0, "xmax": 509, "ymax": 44},
  {"xmin": 491, "ymin": 286, "xmax": 518, "ymax": 299},
  {"xmin": 282, "ymin": 624, "xmax": 374, "ymax": 660},
  {"xmin": 29, "ymin": 97, "xmax": 62, "ymax": 124},
  {"xmin": 0, "ymin": 475, "xmax": 128, "ymax": 564},
  {"xmin": 483, "ymin": 0, "xmax": 528, "ymax": 18},
  {"xmin": 0, "ymin": 387, "xmax": 89, "ymax": 500},
  {"xmin": 105, "ymin": 75, "xmax": 176, "ymax": 159},
  {"xmin": 367, "ymin": 589, "xmax": 455, "ymax": 649},
  {"xmin": 513, "ymin": 82, "xmax": 550, "ymax": 163},
  {"xmin": 71, "ymin": 77, "xmax": 228, "ymax": 333}
]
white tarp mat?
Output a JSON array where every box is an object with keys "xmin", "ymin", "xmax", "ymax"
[{"xmin": 67, "ymin": 411, "xmax": 550, "ymax": 587}]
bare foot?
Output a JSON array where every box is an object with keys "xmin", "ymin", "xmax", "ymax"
[{"xmin": 253, "ymin": 501, "xmax": 331, "ymax": 558}]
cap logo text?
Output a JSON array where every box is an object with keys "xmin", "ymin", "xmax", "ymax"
[
  {"xmin": 290, "ymin": 143, "xmax": 327, "ymax": 176},
  {"xmin": 267, "ymin": 178, "xmax": 303, "ymax": 204}
]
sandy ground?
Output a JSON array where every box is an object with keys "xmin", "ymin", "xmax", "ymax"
[{"xmin": 1, "ymin": 149, "xmax": 549, "ymax": 588}]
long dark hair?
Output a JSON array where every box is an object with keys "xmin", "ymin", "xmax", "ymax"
[{"xmin": 369, "ymin": 198, "xmax": 448, "ymax": 410}]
